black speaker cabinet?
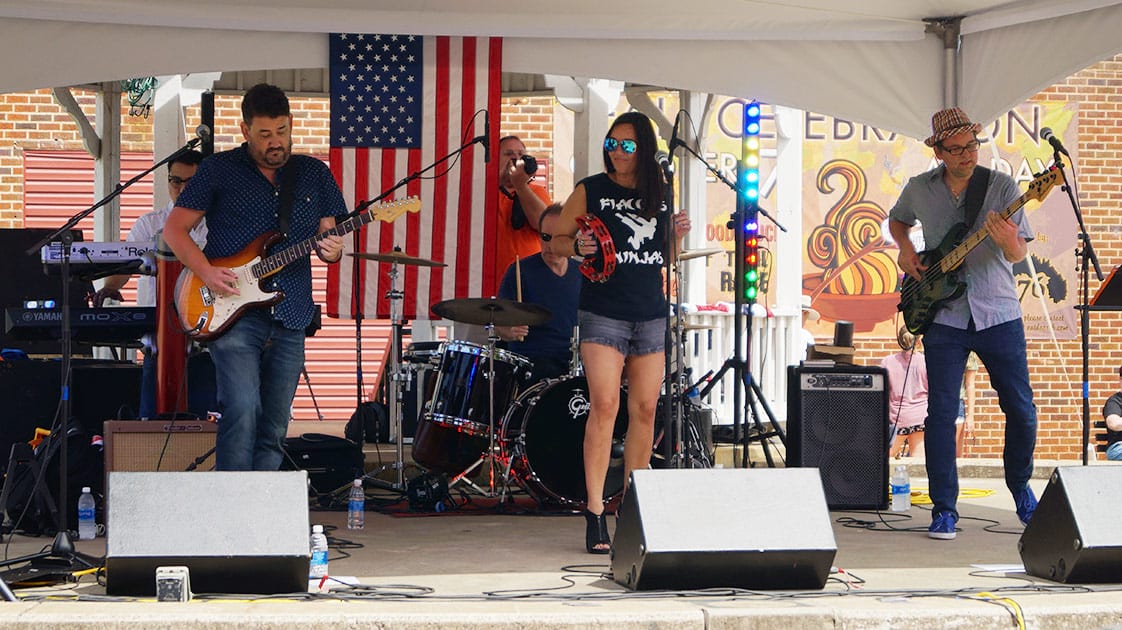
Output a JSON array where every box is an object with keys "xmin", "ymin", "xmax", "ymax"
[
  {"xmin": 787, "ymin": 365, "xmax": 888, "ymax": 510},
  {"xmin": 106, "ymin": 471, "xmax": 310, "ymax": 595},
  {"xmin": 1020, "ymin": 466, "xmax": 1122, "ymax": 583},
  {"xmin": 611, "ymin": 468, "xmax": 836, "ymax": 590}
]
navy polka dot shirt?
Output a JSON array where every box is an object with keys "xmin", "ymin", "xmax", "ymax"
[{"xmin": 175, "ymin": 144, "xmax": 348, "ymax": 330}]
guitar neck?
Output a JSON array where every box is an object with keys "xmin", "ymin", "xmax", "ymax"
[
  {"xmin": 937, "ymin": 192, "xmax": 1032, "ymax": 273},
  {"xmin": 252, "ymin": 203, "xmax": 388, "ymax": 279}
]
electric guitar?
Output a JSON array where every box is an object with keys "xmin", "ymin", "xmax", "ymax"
[
  {"xmin": 898, "ymin": 168, "xmax": 1059, "ymax": 335},
  {"xmin": 174, "ymin": 197, "xmax": 421, "ymax": 341}
]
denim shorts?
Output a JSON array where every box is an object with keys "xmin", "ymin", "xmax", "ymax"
[{"xmin": 578, "ymin": 310, "xmax": 665, "ymax": 357}]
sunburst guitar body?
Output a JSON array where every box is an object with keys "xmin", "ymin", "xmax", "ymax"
[{"xmin": 174, "ymin": 197, "xmax": 421, "ymax": 341}]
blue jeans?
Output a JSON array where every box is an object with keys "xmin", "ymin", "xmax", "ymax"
[
  {"xmin": 207, "ymin": 310, "xmax": 305, "ymax": 471},
  {"xmin": 1107, "ymin": 441, "xmax": 1122, "ymax": 461},
  {"xmin": 923, "ymin": 320, "xmax": 1036, "ymax": 520}
]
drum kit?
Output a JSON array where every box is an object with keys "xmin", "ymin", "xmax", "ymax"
[
  {"xmin": 351, "ymin": 248, "xmax": 629, "ymax": 506},
  {"xmin": 353, "ymin": 244, "xmax": 719, "ymax": 507}
]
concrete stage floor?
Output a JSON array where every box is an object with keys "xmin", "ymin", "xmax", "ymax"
[{"xmin": 1, "ymin": 458, "xmax": 1122, "ymax": 629}]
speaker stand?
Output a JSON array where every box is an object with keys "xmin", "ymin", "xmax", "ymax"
[{"xmin": 699, "ymin": 358, "xmax": 785, "ymax": 467}]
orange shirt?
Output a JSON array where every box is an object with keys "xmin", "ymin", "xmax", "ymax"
[{"xmin": 495, "ymin": 184, "xmax": 551, "ymax": 284}]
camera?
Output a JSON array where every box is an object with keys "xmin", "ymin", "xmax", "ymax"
[{"xmin": 520, "ymin": 154, "xmax": 538, "ymax": 175}]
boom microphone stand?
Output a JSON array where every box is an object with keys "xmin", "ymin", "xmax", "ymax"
[
  {"xmin": 1044, "ymin": 135, "xmax": 1104, "ymax": 465},
  {"xmin": 6, "ymin": 133, "xmax": 204, "ymax": 577},
  {"xmin": 669, "ymin": 125, "xmax": 787, "ymax": 467},
  {"xmin": 343, "ymin": 128, "xmax": 488, "ymax": 493}
]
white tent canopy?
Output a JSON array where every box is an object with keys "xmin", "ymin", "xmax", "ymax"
[{"xmin": 0, "ymin": 1, "xmax": 1120, "ymax": 137}]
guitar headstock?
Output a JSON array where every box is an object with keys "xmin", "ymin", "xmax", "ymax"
[
  {"xmin": 1026, "ymin": 168, "xmax": 1061, "ymax": 202},
  {"xmin": 371, "ymin": 196, "xmax": 422, "ymax": 222}
]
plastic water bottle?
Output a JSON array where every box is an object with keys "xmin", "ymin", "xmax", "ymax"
[
  {"xmin": 347, "ymin": 479, "xmax": 365, "ymax": 529},
  {"xmin": 309, "ymin": 524, "xmax": 329, "ymax": 578},
  {"xmin": 890, "ymin": 464, "xmax": 911, "ymax": 512},
  {"xmin": 77, "ymin": 486, "xmax": 96, "ymax": 540}
]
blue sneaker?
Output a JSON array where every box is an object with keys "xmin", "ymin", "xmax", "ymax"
[
  {"xmin": 928, "ymin": 512, "xmax": 957, "ymax": 540},
  {"xmin": 1013, "ymin": 486, "xmax": 1037, "ymax": 526}
]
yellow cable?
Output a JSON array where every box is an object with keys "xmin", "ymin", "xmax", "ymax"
[{"xmin": 906, "ymin": 487, "xmax": 994, "ymax": 506}]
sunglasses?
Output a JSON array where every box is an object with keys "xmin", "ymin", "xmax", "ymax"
[
  {"xmin": 168, "ymin": 175, "xmax": 193, "ymax": 185},
  {"xmin": 603, "ymin": 137, "xmax": 637, "ymax": 154}
]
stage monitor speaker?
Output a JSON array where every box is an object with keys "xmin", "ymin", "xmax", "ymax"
[
  {"xmin": 611, "ymin": 468, "xmax": 836, "ymax": 590},
  {"xmin": 106, "ymin": 471, "xmax": 310, "ymax": 596},
  {"xmin": 787, "ymin": 365, "xmax": 888, "ymax": 511},
  {"xmin": 1020, "ymin": 466, "xmax": 1122, "ymax": 583},
  {"xmin": 103, "ymin": 420, "xmax": 217, "ymax": 474}
]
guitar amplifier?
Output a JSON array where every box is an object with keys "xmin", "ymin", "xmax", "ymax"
[
  {"xmin": 103, "ymin": 420, "xmax": 218, "ymax": 476},
  {"xmin": 787, "ymin": 365, "xmax": 889, "ymax": 510}
]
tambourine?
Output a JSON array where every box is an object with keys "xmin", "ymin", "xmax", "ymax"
[{"xmin": 575, "ymin": 214, "xmax": 617, "ymax": 283}]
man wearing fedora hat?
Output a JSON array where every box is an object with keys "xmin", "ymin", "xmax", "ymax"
[{"xmin": 887, "ymin": 107, "xmax": 1038, "ymax": 541}]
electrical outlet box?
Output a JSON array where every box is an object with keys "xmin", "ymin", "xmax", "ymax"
[{"xmin": 155, "ymin": 566, "xmax": 191, "ymax": 602}]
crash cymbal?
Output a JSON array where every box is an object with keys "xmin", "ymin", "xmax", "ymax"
[
  {"xmin": 432, "ymin": 297, "xmax": 552, "ymax": 327},
  {"xmin": 349, "ymin": 250, "xmax": 446, "ymax": 267},
  {"xmin": 678, "ymin": 248, "xmax": 725, "ymax": 262}
]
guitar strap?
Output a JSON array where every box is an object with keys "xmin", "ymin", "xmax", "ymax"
[
  {"xmin": 277, "ymin": 158, "xmax": 301, "ymax": 237},
  {"xmin": 963, "ymin": 165, "xmax": 991, "ymax": 229}
]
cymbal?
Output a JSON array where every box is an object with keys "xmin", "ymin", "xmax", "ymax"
[
  {"xmin": 678, "ymin": 248, "xmax": 725, "ymax": 262},
  {"xmin": 349, "ymin": 251, "xmax": 446, "ymax": 267},
  {"xmin": 432, "ymin": 297, "xmax": 552, "ymax": 327}
]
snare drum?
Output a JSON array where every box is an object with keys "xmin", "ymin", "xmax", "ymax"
[
  {"xmin": 501, "ymin": 375, "xmax": 628, "ymax": 505},
  {"xmin": 411, "ymin": 340, "xmax": 532, "ymax": 474}
]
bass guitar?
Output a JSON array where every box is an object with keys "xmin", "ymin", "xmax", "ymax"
[
  {"xmin": 174, "ymin": 197, "xmax": 421, "ymax": 341},
  {"xmin": 898, "ymin": 168, "xmax": 1059, "ymax": 335}
]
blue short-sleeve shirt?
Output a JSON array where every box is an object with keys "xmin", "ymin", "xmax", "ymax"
[{"xmin": 175, "ymin": 145, "xmax": 348, "ymax": 330}]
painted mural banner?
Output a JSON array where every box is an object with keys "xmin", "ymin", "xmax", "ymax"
[{"xmin": 696, "ymin": 99, "xmax": 1077, "ymax": 341}]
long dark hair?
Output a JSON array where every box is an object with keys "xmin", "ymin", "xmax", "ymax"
[{"xmin": 603, "ymin": 111, "xmax": 664, "ymax": 220}]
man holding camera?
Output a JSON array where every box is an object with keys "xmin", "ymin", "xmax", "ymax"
[{"xmin": 496, "ymin": 135, "xmax": 551, "ymax": 283}]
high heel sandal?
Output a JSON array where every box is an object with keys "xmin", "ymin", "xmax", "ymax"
[{"xmin": 584, "ymin": 510, "xmax": 611, "ymax": 554}]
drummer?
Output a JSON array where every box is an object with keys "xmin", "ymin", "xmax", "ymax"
[{"xmin": 496, "ymin": 204, "xmax": 581, "ymax": 384}]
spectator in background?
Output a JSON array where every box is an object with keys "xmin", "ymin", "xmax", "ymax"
[
  {"xmin": 956, "ymin": 352, "xmax": 980, "ymax": 456},
  {"xmin": 881, "ymin": 325, "xmax": 929, "ymax": 459},
  {"xmin": 1102, "ymin": 366, "xmax": 1122, "ymax": 461}
]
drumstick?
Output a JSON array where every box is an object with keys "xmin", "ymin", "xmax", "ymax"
[
  {"xmin": 514, "ymin": 256, "xmax": 525, "ymax": 341},
  {"xmin": 515, "ymin": 256, "xmax": 523, "ymax": 302}
]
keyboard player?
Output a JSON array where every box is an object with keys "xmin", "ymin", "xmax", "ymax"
[{"xmin": 92, "ymin": 150, "xmax": 211, "ymax": 418}]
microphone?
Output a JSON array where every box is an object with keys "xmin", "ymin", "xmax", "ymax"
[
  {"xmin": 195, "ymin": 124, "xmax": 212, "ymax": 143},
  {"xmin": 668, "ymin": 111, "xmax": 681, "ymax": 154},
  {"xmin": 655, "ymin": 150, "xmax": 674, "ymax": 180},
  {"xmin": 482, "ymin": 113, "xmax": 491, "ymax": 163},
  {"xmin": 1040, "ymin": 127, "xmax": 1070, "ymax": 157}
]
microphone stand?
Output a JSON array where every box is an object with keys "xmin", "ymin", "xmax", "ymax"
[
  {"xmin": 4, "ymin": 137, "xmax": 202, "ymax": 576},
  {"xmin": 343, "ymin": 135, "xmax": 485, "ymax": 493},
  {"xmin": 1054, "ymin": 150, "xmax": 1104, "ymax": 466},
  {"xmin": 659, "ymin": 161, "xmax": 681, "ymax": 468},
  {"xmin": 671, "ymin": 133, "xmax": 787, "ymax": 467}
]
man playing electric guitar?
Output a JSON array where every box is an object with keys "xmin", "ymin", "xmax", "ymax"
[
  {"xmin": 164, "ymin": 84, "xmax": 348, "ymax": 471},
  {"xmin": 888, "ymin": 107, "xmax": 1038, "ymax": 541}
]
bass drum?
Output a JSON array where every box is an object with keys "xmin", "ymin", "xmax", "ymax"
[{"xmin": 502, "ymin": 375, "xmax": 629, "ymax": 506}]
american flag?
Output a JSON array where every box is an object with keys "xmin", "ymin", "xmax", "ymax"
[{"xmin": 325, "ymin": 33, "xmax": 501, "ymax": 319}]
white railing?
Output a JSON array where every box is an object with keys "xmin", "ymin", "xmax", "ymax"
[
  {"xmin": 415, "ymin": 312, "xmax": 798, "ymax": 429},
  {"xmin": 679, "ymin": 310, "xmax": 797, "ymax": 428}
]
